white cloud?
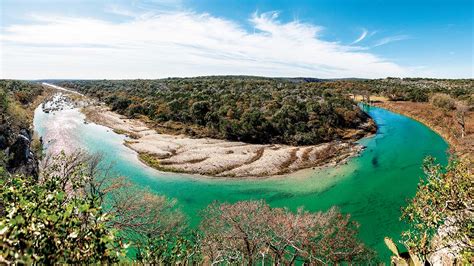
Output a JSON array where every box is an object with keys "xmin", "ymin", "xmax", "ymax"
[
  {"xmin": 134, "ymin": 0, "xmax": 183, "ymax": 9},
  {"xmin": 0, "ymin": 11, "xmax": 409, "ymax": 79},
  {"xmin": 373, "ymin": 35, "xmax": 410, "ymax": 47},
  {"xmin": 351, "ymin": 28, "xmax": 368, "ymax": 44},
  {"xmin": 106, "ymin": 5, "xmax": 141, "ymax": 18}
]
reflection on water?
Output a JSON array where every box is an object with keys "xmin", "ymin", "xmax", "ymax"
[{"xmin": 34, "ymin": 102, "xmax": 448, "ymax": 261}]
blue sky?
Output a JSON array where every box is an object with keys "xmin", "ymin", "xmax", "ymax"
[{"xmin": 0, "ymin": 0, "xmax": 472, "ymax": 79}]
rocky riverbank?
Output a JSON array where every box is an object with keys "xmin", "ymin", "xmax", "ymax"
[{"xmin": 82, "ymin": 105, "xmax": 374, "ymax": 178}]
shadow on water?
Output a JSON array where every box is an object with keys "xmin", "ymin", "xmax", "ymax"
[
  {"xmin": 235, "ymin": 188, "xmax": 273, "ymax": 196},
  {"xmin": 182, "ymin": 197, "xmax": 196, "ymax": 204},
  {"xmin": 371, "ymin": 155, "xmax": 379, "ymax": 168},
  {"xmin": 265, "ymin": 192, "xmax": 295, "ymax": 202}
]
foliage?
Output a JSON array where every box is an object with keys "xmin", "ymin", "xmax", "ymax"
[
  {"xmin": 346, "ymin": 78, "xmax": 473, "ymax": 102},
  {"xmin": 0, "ymin": 87, "xmax": 9, "ymax": 113},
  {"xmin": 199, "ymin": 200, "xmax": 376, "ymax": 265},
  {"xmin": 0, "ymin": 80, "xmax": 43, "ymax": 112},
  {"xmin": 55, "ymin": 77, "xmax": 373, "ymax": 145},
  {"xmin": 1, "ymin": 151, "xmax": 197, "ymax": 264},
  {"xmin": 134, "ymin": 232, "xmax": 201, "ymax": 264},
  {"xmin": 52, "ymin": 77, "xmax": 473, "ymax": 144},
  {"xmin": 430, "ymin": 93, "xmax": 456, "ymax": 110},
  {"xmin": 0, "ymin": 172, "xmax": 125, "ymax": 264},
  {"xmin": 0, "ymin": 151, "xmax": 8, "ymax": 170},
  {"xmin": 384, "ymin": 237, "xmax": 423, "ymax": 266},
  {"xmin": 0, "ymin": 80, "xmax": 44, "ymax": 159},
  {"xmin": 401, "ymin": 157, "xmax": 473, "ymax": 263},
  {"xmin": 105, "ymin": 179, "xmax": 185, "ymax": 238},
  {"xmin": 40, "ymin": 151, "xmax": 196, "ymax": 263}
]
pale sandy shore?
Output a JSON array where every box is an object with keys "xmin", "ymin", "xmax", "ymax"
[{"xmin": 82, "ymin": 106, "xmax": 369, "ymax": 178}]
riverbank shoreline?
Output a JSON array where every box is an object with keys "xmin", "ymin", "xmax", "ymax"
[
  {"xmin": 372, "ymin": 101, "xmax": 473, "ymax": 161},
  {"xmin": 81, "ymin": 105, "xmax": 374, "ymax": 178}
]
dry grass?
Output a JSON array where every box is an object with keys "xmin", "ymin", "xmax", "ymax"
[
  {"xmin": 160, "ymin": 157, "xmax": 208, "ymax": 165},
  {"xmin": 138, "ymin": 153, "xmax": 188, "ymax": 173}
]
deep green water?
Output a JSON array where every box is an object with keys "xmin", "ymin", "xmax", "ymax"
[{"xmin": 34, "ymin": 104, "xmax": 448, "ymax": 261}]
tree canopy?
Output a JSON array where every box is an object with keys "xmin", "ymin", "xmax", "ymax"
[{"xmin": 55, "ymin": 77, "xmax": 374, "ymax": 145}]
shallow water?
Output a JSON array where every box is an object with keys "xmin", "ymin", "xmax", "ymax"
[{"xmin": 34, "ymin": 103, "xmax": 448, "ymax": 261}]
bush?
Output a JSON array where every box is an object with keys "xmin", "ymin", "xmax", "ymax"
[
  {"xmin": 408, "ymin": 89, "xmax": 429, "ymax": 102},
  {"xmin": 430, "ymin": 93, "xmax": 456, "ymax": 110},
  {"xmin": 0, "ymin": 174, "xmax": 124, "ymax": 264}
]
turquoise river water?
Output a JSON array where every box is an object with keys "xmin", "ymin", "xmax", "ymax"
[{"xmin": 34, "ymin": 103, "xmax": 448, "ymax": 261}]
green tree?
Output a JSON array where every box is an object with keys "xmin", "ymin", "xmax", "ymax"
[
  {"xmin": 0, "ymin": 151, "xmax": 192, "ymax": 264},
  {"xmin": 0, "ymin": 173, "xmax": 125, "ymax": 264},
  {"xmin": 0, "ymin": 88, "xmax": 8, "ymax": 113},
  {"xmin": 401, "ymin": 157, "xmax": 473, "ymax": 263},
  {"xmin": 190, "ymin": 100, "xmax": 210, "ymax": 125}
]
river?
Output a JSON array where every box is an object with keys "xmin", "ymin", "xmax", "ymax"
[{"xmin": 33, "ymin": 100, "xmax": 448, "ymax": 261}]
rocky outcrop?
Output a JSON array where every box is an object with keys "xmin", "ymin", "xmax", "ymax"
[
  {"xmin": 0, "ymin": 119, "xmax": 39, "ymax": 179},
  {"xmin": 0, "ymin": 80, "xmax": 46, "ymax": 179},
  {"xmin": 427, "ymin": 214, "xmax": 472, "ymax": 265},
  {"xmin": 6, "ymin": 129, "xmax": 39, "ymax": 178}
]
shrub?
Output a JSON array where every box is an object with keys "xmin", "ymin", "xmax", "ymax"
[
  {"xmin": 0, "ymin": 151, "xmax": 192, "ymax": 264},
  {"xmin": 0, "ymin": 88, "xmax": 8, "ymax": 113},
  {"xmin": 0, "ymin": 174, "xmax": 125, "ymax": 264},
  {"xmin": 430, "ymin": 93, "xmax": 456, "ymax": 110},
  {"xmin": 401, "ymin": 157, "xmax": 473, "ymax": 263}
]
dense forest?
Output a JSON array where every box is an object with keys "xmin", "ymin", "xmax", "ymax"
[
  {"xmin": 54, "ymin": 77, "xmax": 375, "ymax": 145},
  {"xmin": 53, "ymin": 77, "xmax": 472, "ymax": 145},
  {"xmin": 342, "ymin": 78, "xmax": 473, "ymax": 103}
]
